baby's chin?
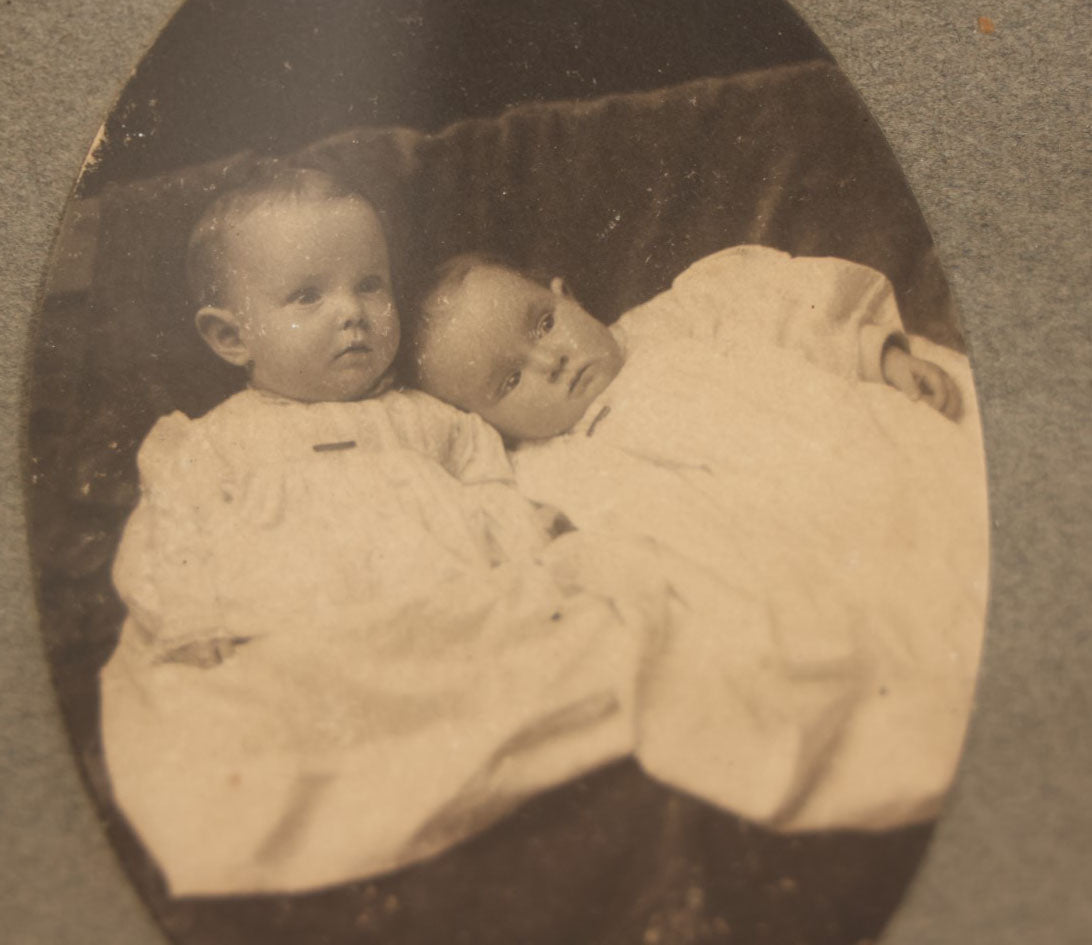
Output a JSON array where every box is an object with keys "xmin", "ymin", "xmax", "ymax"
[
  {"xmin": 259, "ymin": 368, "xmax": 395, "ymax": 404},
  {"xmin": 326, "ymin": 363, "xmax": 398, "ymax": 402},
  {"xmin": 501, "ymin": 397, "xmax": 599, "ymax": 442}
]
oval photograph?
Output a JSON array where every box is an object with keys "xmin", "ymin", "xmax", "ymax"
[{"xmin": 27, "ymin": 1, "xmax": 989, "ymax": 943}]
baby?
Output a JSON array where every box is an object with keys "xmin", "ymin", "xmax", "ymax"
[
  {"xmin": 410, "ymin": 246, "xmax": 989, "ymax": 832},
  {"xmin": 114, "ymin": 166, "xmax": 565, "ymax": 667},
  {"xmin": 100, "ymin": 166, "xmax": 663, "ymax": 896},
  {"xmin": 410, "ymin": 249, "xmax": 961, "ymax": 441}
]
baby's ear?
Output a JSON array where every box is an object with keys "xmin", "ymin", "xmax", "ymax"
[
  {"xmin": 549, "ymin": 276, "xmax": 569, "ymax": 297},
  {"xmin": 195, "ymin": 306, "xmax": 251, "ymax": 367}
]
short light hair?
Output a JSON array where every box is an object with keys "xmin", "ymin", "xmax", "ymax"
[
  {"xmin": 403, "ymin": 252, "xmax": 538, "ymax": 384},
  {"xmin": 416, "ymin": 252, "xmax": 527, "ymax": 306},
  {"xmin": 185, "ymin": 162, "xmax": 370, "ymax": 309},
  {"xmin": 409, "ymin": 251, "xmax": 549, "ymax": 330}
]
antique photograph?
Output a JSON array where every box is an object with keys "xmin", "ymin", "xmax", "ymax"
[{"xmin": 24, "ymin": 1, "xmax": 992, "ymax": 943}]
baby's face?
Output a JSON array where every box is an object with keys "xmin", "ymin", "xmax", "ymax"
[
  {"xmin": 418, "ymin": 265, "xmax": 623, "ymax": 439},
  {"xmin": 222, "ymin": 195, "xmax": 399, "ymax": 402}
]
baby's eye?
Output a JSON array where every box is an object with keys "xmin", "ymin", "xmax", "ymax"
[
  {"xmin": 536, "ymin": 310, "xmax": 555, "ymax": 337},
  {"xmin": 356, "ymin": 275, "xmax": 384, "ymax": 294},
  {"xmin": 287, "ymin": 286, "xmax": 322, "ymax": 305},
  {"xmin": 499, "ymin": 370, "xmax": 522, "ymax": 397}
]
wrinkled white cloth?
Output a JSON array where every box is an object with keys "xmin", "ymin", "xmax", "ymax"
[
  {"xmin": 111, "ymin": 388, "xmax": 554, "ymax": 658},
  {"xmin": 101, "ymin": 388, "xmax": 666, "ymax": 895},
  {"xmin": 101, "ymin": 248, "xmax": 989, "ymax": 896},
  {"xmin": 514, "ymin": 246, "xmax": 989, "ymax": 832}
]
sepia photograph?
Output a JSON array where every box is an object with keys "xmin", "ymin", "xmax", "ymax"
[{"xmin": 9, "ymin": 1, "xmax": 1086, "ymax": 943}]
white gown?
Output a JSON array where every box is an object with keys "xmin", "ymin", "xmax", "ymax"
[
  {"xmin": 101, "ymin": 387, "xmax": 665, "ymax": 895},
  {"xmin": 513, "ymin": 246, "xmax": 989, "ymax": 832}
]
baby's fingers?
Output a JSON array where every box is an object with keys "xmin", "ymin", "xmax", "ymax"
[
  {"xmin": 917, "ymin": 364, "xmax": 963, "ymax": 421},
  {"xmin": 939, "ymin": 373, "xmax": 963, "ymax": 421},
  {"xmin": 887, "ymin": 357, "xmax": 921, "ymax": 401}
]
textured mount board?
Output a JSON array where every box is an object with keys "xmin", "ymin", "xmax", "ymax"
[{"xmin": 2, "ymin": 1, "xmax": 1089, "ymax": 943}]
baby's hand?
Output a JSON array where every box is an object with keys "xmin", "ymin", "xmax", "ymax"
[{"xmin": 881, "ymin": 345, "xmax": 963, "ymax": 421}]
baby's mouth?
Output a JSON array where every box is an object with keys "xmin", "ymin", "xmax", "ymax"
[
  {"xmin": 569, "ymin": 362, "xmax": 595, "ymax": 395},
  {"xmin": 338, "ymin": 342, "xmax": 372, "ymax": 358}
]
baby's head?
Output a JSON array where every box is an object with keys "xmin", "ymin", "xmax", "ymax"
[
  {"xmin": 188, "ymin": 164, "xmax": 399, "ymax": 403},
  {"xmin": 410, "ymin": 255, "xmax": 624, "ymax": 440}
]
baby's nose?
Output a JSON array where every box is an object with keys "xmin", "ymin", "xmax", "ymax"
[
  {"xmin": 526, "ymin": 345, "xmax": 567, "ymax": 378},
  {"xmin": 548, "ymin": 353, "xmax": 569, "ymax": 382},
  {"xmin": 530, "ymin": 348, "xmax": 568, "ymax": 381},
  {"xmin": 339, "ymin": 297, "xmax": 369, "ymax": 329}
]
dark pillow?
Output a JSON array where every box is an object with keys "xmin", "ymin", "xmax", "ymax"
[{"xmin": 84, "ymin": 59, "xmax": 955, "ymax": 429}]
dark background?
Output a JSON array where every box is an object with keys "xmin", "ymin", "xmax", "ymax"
[{"xmin": 80, "ymin": 0, "xmax": 827, "ymax": 193}]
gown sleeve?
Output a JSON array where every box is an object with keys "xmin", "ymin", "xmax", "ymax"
[
  {"xmin": 112, "ymin": 411, "xmax": 238, "ymax": 657},
  {"xmin": 618, "ymin": 245, "xmax": 908, "ymax": 383}
]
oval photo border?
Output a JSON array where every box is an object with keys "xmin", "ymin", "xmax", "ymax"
[{"xmin": 2, "ymin": 1, "xmax": 1083, "ymax": 943}]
